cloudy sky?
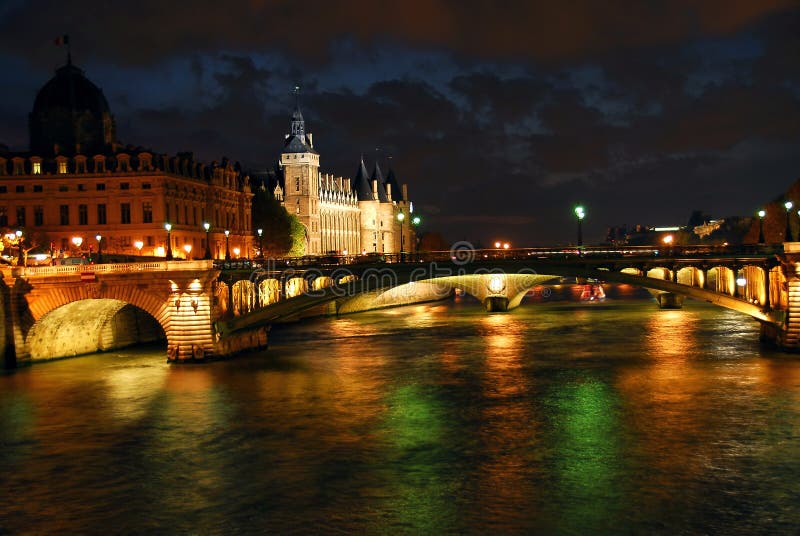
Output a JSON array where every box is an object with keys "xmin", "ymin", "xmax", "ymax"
[{"xmin": 1, "ymin": 0, "xmax": 798, "ymax": 246}]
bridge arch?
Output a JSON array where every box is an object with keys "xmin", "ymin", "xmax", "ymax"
[{"xmin": 26, "ymin": 299, "xmax": 165, "ymax": 360}]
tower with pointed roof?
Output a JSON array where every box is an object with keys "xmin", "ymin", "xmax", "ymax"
[{"xmin": 280, "ymin": 89, "xmax": 322, "ymax": 254}]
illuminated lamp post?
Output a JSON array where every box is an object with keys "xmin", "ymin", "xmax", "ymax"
[
  {"xmin": 203, "ymin": 222, "xmax": 211, "ymax": 260},
  {"xmin": 134, "ymin": 240, "xmax": 144, "ymax": 257},
  {"xmin": 494, "ymin": 241, "xmax": 501, "ymax": 249},
  {"xmin": 16, "ymin": 230, "xmax": 24, "ymax": 266},
  {"xmin": 233, "ymin": 247, "xmax": 240, "ymax": 259},
  {"xmin": 164, "ymin": 223, "xmax": 173, "ymax": 260},
  {"xmin": 95, "ymin": 234, "xmax": 102, "ymax": 263},
  {"xmin": 574, "ymin": 205, "xmax": 586, "ymax": 247},
  {"xmin": 224, "ymin": 229, "xmax": 231, "ymax": 260},
  {"xmin": 785, "ymin": 201, "xmax": 793, "ymax": 242},
  {"xmin": 183, "ymin": 244, "xmax": 192, "ymax": 260},
  {"xmin": 411, "ymin": 216, "xmax": 421, "ymax": 257},
  {"xmin": 397, "ymin": 212, "xmax": 405, "ymax": 261},
  {"xmin": 257, "ymin": 228, "xmax": 264, "ymax": 260},
  {"xmin": 758, "ymin": 210, "xmax": 766, "ymax": 244}
]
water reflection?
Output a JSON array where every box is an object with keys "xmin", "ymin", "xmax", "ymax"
[{"xmin": 2, "ymin": 297, "xmax": 800, "ymax": 533}]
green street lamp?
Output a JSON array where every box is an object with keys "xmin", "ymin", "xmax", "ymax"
[
  {"xmin": 785, "ymin": 201, "xmax": 793, "ymax": 242},
  {"xmin": 412, "ymin": 215, "xmax": 421, "ymax": 226},
  {"xmin": 203, "ymin": 222, "xmax": 211, "ymax": 259},
  {"xmin": 758, "ymin": 210, "xmax": 766, "ymax": 244},
  {"xmin": 224, "ymin": 229, "xmax": 231, "ymax": 260},
  {"xmin": 164, "ymin": 223, "xmax": 173, "ymax": 260},
  {"xmin": 574, "ymin": 205, "xmax": 585, "ymax": 247},
  {"xmin": 257, "ymin": 228, "xmax": 264, "ymax": 260}
]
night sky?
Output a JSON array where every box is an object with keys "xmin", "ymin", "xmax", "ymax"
[{"xmin": 1, "ymin": 1, "xmax": 798, "ymax": 247}]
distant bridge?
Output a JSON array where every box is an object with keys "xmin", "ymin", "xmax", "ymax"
[{"xmin": 3, "ymin": 243, "xmax": 800, "ymax": 367}]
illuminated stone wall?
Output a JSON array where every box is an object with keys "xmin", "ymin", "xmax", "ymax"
[{"xmin": 26, "ymin": 299, "xmax": 164, "ymax": 360}]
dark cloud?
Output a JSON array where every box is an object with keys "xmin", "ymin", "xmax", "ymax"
[{"xmin": 0, "ymin": 0, "xmax": 795, "ymax": 67}]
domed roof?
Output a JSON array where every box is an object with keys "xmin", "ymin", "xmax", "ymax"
[
  {"xmin": 29, "ymin": 61, "xmax": 116, "ymax": 156},
  {"xmin": 32, "ymin": 63, "xmax": 111, "ymax": 118}
]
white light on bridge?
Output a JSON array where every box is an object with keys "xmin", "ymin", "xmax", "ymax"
[
  {"xmin": 736, "ymin": 277, "xmax": 747, "ymax": 287},
  {"xmin": 488, "ymin": 275, "xmax": 506, "ymax": 293}
]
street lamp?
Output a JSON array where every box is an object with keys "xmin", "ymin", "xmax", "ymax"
[
  {"xmin": 785, "ymin": 201, "xmax": 793, "ymax": 242},
  {"xmin": 224, "ymin": 229, "xmax": 231, "ymax": 260},
  {"xmin": 134, "ymin": 240, "xmax": 144, "ymax": 256},
  {"xmin": 574, "ymin": 205, "xmax": 585, "ymax": 247},
  {"xmin": 397, "ymin": 212, "xmax": 405, "ymax": 260},
  {"xmin": 203, "ymin": 222, "xmax": 211, "ymax": 260},
  {"xmin": 758, "ymin": 210, "xmax": 766, "ymax": 244},
  {"xmin": 16, "ymin": 230, "xmax": 24, "ymax": 266},
  {"xmin": 95, "ymin": 234, "xmax": 102, "ymax": 263},
  {"xmin": 257, "ymin": 228, "xmax": 264, "ymax": 260},
  {"xmin": 164, "ymin": 223, "xmax": 173, "ymax": 260},
  {"xmin": 183, "ymin": 244, "xmax": 192, "ymax": 260}
]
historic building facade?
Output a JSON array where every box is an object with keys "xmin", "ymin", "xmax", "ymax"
[
  {"xmin": 273, "ymin": 103, "xmax": 414, "ymax": 256},
  {"xmin": 0, "ymin": 59, "xmax": 252, "ymax": 262}
]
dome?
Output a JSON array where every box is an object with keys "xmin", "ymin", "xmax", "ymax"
[{"xmin": 29, "ymin": 62, "xmax": 116, "ymax": 156}]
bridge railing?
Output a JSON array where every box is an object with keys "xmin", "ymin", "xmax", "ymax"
[
  {"xmin": 221, "ymin": 244, "xmax": 784, "ymax": 271},
  {"xmin": 8, "ymin": 260, "xmax": 214, "ymax": 277}
]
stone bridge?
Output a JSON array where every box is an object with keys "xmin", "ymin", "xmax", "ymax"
[{"xmin": 4, "ymin": 244, "xmax": 800, "ymax": 367}]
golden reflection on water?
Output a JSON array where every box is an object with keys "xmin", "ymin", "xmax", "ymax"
[
  {"xmin": 104, "ymin": 363, "xmax": 169, "ymax": 422},
  {"xmin": 473, "ymin": 313, "xmax": 538, "ymax": 524}
]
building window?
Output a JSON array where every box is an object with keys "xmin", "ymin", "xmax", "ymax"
[
  {"xmin": 33, "ymin": 185, "xmax": 43, "ymax": 192},
  {"xmin": 14, "ymin": 162, "xmax": 23, "ymax": 175},
  {"xmin": 142, "ymin": 183, "xmax": 151, "ymax": 189},
  {"xmin": 120, "ymin": 183, "xmax": 130, "ymax": 190},
  {"xmin": 15, "ymin": 207, "xmax": 25, "ymax": 227},
  {"xmin": 295, "ymin": 177, "xmax": 300, "ymax": 191},
  {"xmin": 184, "ymin": 206, "xmax": 188, "ymax": 225},
  {"xmin": 146, "ymin": 236, "xmax": 154, "ymax": 246},
  {"xmin": 32, "ymin": 162, "xmax": 41, "ymax": 174},
  {"xmin": 61, "ymin": 238, "xmax": 68, "ymax": 251},
  {"xmin": 121, "ymin": 203, "xmax": 131, "ymax": 224},
  {"xmin": 78, "ymin": 184, "xmax": 86, "ymax": 191},
  {"xmin": 96, "ymin": 183, "xmax": 105, "ymax": 191},
  {"xmin": 34, "ymin": 206, "xmax": 43, "ymax": 226},
  {"xmin": 15, "ymin": 185, "xmax": 24, "ymax": 193},
  {"xmin": 59, "ymin": 205, "xmax": 69, "ymax": 225},
  {"xmin": 142, "ymin": 201, "xmax": 152, "ymax": 223},
  {"xmin": 0, "ymin": 207, "xmax": 6, "ymax": 226},
  {"xmin": 58, "ymin": 162, "xmax": 67, "ymax": 174},
  {"xmin": 0, "ymin": 186, "xmax": 6, "ymax": 193},
  {"xmin": 97, "ymin": 204, "xmax": 106, "ymax": 225},
  {"xmin": 79, "ymin": 204, "xmax": 88, "ymax": 225},
  {"xmin": 59, "ymin": 185, "xmax": 68, "ymax": 192}
]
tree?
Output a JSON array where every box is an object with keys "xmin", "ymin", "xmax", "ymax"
[{"xmin": 251, "ymin": 183, "xmax": 305, "ymax": 257}]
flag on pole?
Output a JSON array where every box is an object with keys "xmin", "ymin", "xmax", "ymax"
[{"xmin": 54, "ymin": 35, "xmax": 69, "ymax": 46}]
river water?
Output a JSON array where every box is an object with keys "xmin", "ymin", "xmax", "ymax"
[{"xmin": 2, "ymin": 286, "xmax": 800, "ymax": 534}]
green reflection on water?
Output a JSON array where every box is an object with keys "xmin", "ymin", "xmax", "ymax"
[
  {"xmin": 0, "ymin": 394, "xmax": 36, "ymax": 469},
  {"xmin": 546, "ymin": 375, "xmax": 627, "ymax": 532},
  {"xmin": 377, "ymin": 383, "xmax": 459, "ymax": 533}
]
